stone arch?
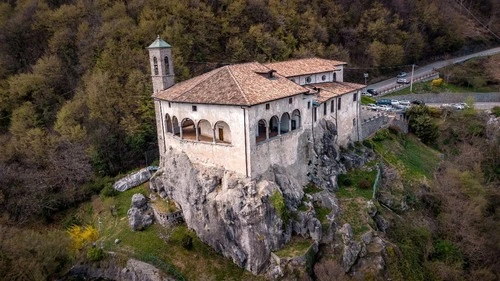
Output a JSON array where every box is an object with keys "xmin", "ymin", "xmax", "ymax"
[
  {"xmin": 256, "ymin": 119, "xmax": 267, "ymax": 143},
  {"xmin": 280, "ymin": 112, "xmax": 290, "ymax": 134},
  {"xmin": 214, "ymin": 121, "xmax": 231, "ymax": 144},
  {"xmin": 165, "ymin": 113, "xmax": 173, "ymax": 133},
  {"xmin": 269, "ymin": 116, "xmax": 279, "ymax": 138},
  {"xmin": 172, "ymin": 116, "xmax": 180, "ymax": 136},
  {"xmin": 181, "ymin": 118, "xmax": 196, "ymax": 140},
  {"xmin": 291, "ymin": 109, "xmax": 301, "ymax": 130},
  {"xmin": 197, "ymin": 119, "xmax": 212, "ymax": 142}
]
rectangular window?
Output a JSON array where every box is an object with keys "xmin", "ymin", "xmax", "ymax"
[
  {"xmin": 353, "ymin": 93, "xmax": 357, "ymax": 102},
  {"xmin": 289, "ymin": 97, "xmax": 293, "ymax": 104},
  {"xmin": 266, "ymin": 103, "xmax": 270, "ymax": 110},
  {"xmin": 168, "ymin": 102, "xmax": 171, "ymax": 108},
  {"xmin": 330, "ymin": 100, "xmax": 334, "ymax": 113},
  {"xmin": 323, "ymin": 103, "xmax": 327, "ymax": 115},
  {"xmin": 353, "ymin": 118, "xmax": 356, "ymax": 126},
  {"xmin": 337, "ymin": 97, "xmax": 342, "ymax": 110},
  {"xmin": 307, "ymin": 101, "xmax": 311, "ymax": 109},
  {"xmin": 192, "ymin": 105, "xmax": 197, "ymax": 111},
  {"xmin": 313, "ymin": 108, "xmax": 317, "ymax": 122}
]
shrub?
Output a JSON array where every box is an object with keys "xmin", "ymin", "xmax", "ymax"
[
  {"xmin": 67, "ymin": 225, "xmax": 99, "ymax": 251},
  {"xmin": 491, "ymin": 106, "xmax": 500, "ymax": 117},
  {"xmin": 338, "ymin": 174, "xmax": 352, "ymax": 187},
  {"xmin": 270, "ymin": 190, "xmax": 290, "ymax": 225},
  {"xmin": 87, "ymin": 246, "xmax": 105, "ymax": 262},
  {"xmin": 431, "ymin": 78, "xmax": 444, "ymax": 87},
  {"xmin": 358, "ymin": 179, "xmax": 371, "ymax": 189},
  {"xmin": 182, "ymin": 234, "xmax": 193, "ymax": 250},
  {"xmin": 101, "ymin": 184, "xmax": 119, "ymax": 197}
]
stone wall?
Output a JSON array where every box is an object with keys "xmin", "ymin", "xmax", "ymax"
[{"xmin": 360, "ymin": 114, "xmax": 389, "ymax": 140}]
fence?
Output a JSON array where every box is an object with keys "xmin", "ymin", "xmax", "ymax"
[
  {"xmin": 360, "ymin": 113, "xmax": 390, "ymax": 140},
  {"xmin": 372, "ymin": 163, "xmax": 382, "ymax": 199}
]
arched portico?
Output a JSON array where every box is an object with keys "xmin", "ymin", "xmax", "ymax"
[
  {"xmin": 269, "ymin": 116, "xmax": 279, "ymax": 138},
  {"xmin": 256, "ymin": 119, "xmax": 267, "ymax": 143},
  {"xmin": 214, "ymin": 121, "xmax": 231, "ymax": 144},
  {"xmin": 280, "ymin": 112, "xmax": 290, "ymax": 134},
  {"xmin": 197, "ymin": 119, "xmax": 213, "ymax": 142},
  {"xmin": 165, "ymin": 113, "xmax": 173, "ymax": 133},
  {"xmin": 181, "ymin": 118, "xmax": 196, "ymax": 140},
  {"xmin": 291, "ymin": 109, "xmax": 301, "ymax": 130},
  {"xmin": 172, "ymin": 116, "xmax": 180, "ymax": 136}
]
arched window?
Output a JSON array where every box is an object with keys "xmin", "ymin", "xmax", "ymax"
[
  {"xmin": 197, "ymin": 119, "xmax": 212, "ymax": 142},
  {"xmin": 172, "ymin": 116, "xmax": 180, "ymax": 137},
  {"xmin": 280, "ymin": 112, "xmax": 290, "ymax": 134},
  {"xmin": 333, "ymin": 72, "xmax": 337, "ymax": 81},
  {"xmin": 165, "ymin": 114, "xmax": 172, "ymax": 133},
  {"xmin": 256, "ymin": 119, "xmax": 267, "ymax": 143},
  {"xmin": 291, "ymin": 109, "xmax": 301, "ymax": 130},
  {"xmin": 153, "ymin": 57, "xmax": 159, "ymax": 75},
  {"xmin": 215, "ymin": 121, "xmax": 231, "ymax": 144},
  {"xmin": 269, "ymin": 116, "xmax": 279, "ymax": 138},
  {"xmin": 164, "ymin": 56, "xmax": 170, "ymax": 75},
  {"xmin": 181, "ymin": 118, "xmax": 196, "ymax": 140}
]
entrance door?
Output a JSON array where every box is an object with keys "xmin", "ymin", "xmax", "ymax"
[{"xmin": 218, "ymin": 128, "xmax": 224, "ymax": 141}]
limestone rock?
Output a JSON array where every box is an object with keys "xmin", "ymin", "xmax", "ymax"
[
  {"xmin": 339, "ymin": 223, "xmax": 361, "ymax": 272},
  {"xmin": 114, "ymin": 168, "xmax": 152, "ymax": 192},
  {"xmin": 150, "ymin": 148, "xmax": 309, "ymax": 274},
  {"xmin": 127, "ymin": 194, "xmax": 154, "ymax": 231}
]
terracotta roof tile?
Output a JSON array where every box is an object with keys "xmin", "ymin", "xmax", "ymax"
[
  {"xmin": 153, "ymin": 62, "xmax": 308, "ymax": 106},
  {"xmin": 265, "ymin": 58, "xmax": 346, "ymax": 77},
  {"xmin": 306, "ymin": 82, "xmax": 365, "ymax": 103}
]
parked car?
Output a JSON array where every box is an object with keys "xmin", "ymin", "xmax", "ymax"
[
  {"xmin": 378, "ymin": 105, "xmax": 392, "ymax": 111},
  {"xmin": 411, "ymin": 100, "xmax": 425, "ymax": 105},
  {"xmin": 366, "ymin": 104, "xmax": 378, "ymax": 111},
  {"xmin": 397, "ymin": 71, "xmax": 407, "ymax": 78},
  {"xmin": 366, "ymin": 89, "xmax": 378, "ymax": 96},
  {"xmin": 396, "ymin": 78, "xmax": 410, "ymax": 84},
  {"xmin": 399, "ymin": 100, "xmax": 410, "ymax": 106},
  {"xmin": 453, "ymin": 103, "xmax": 465, "ymax": 110},
  {"xmin": 391, "ymin": 99, "xmax": 400, "ymax": 106},
  {"xmin": 362, "ymin": 92, "xmax": 373, "ymax": 97},
  {"xmin": 376, "ymin": 99, "xmax": 392, "ymax": 106}
]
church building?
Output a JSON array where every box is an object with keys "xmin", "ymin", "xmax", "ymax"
[{"xmin": 148, "ymin": 36, "xmax": 364, "ymax": 178}]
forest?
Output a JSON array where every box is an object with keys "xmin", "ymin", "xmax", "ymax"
[{"xmin": 0, "ymin": 0, "xmax": 499, "ymax": 279}]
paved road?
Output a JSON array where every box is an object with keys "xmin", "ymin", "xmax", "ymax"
[
  {"xmin": 367, "ymin": 46, "xmax": 500, "ymax": 93},
  {"xmin": 427, "ymin": 102, "xmax": 500, "ymax": 110}
]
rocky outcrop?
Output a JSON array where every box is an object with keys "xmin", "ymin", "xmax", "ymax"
[
  {"xmin": 66, "ymin": 256, "xmax": 177, "ymax": 281},
  {"xmin": 114, "ymin": 167, "xmax": 153, "ymax": 192},
  {"xmin": 150, "ymin": 148, "xmax": 320, "ymax": 274},
  {"xmin": 127, "ymin": 194, "xmax": 154, "ymax": 231}
]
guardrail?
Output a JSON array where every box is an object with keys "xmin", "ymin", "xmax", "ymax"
[{"xmin": 378, "ymin": 71, "xmax": 440, "ymax": 95}]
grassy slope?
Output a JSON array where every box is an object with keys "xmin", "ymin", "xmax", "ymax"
[{"xmin": 72, "ymin": 184, "xmax": 263, "ymax": 281}]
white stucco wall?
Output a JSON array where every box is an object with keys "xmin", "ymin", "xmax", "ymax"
[
  {"xmin": 314, "ymin": 91, "xmax": 360, "ymax": 147},
  {"xmin": 247, "ymin": 94, "xmax": 314, "ymax": 177},
  {"xmin": 156, "ymin": 100, "xmax": 248, "ymax": 177}
]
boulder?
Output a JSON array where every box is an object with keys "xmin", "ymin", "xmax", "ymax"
[
  {"xmin": 339, "ymin": 224, "xmax": 361, "ymax": 272},
  {"xmin": 127, "ymin": 194, "xmax": 154, "ymax": 231},
  {"xmin": 114, "ymin": 168, "xmax": 152, "ymax": 192}
]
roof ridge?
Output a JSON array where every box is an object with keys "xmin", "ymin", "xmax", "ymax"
[{"xmin": 227, "ymin": 65, "xmax": 250, "ymax": 106}]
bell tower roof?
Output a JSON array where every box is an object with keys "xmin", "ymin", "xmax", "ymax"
[{"xmin": 147, "ymin": 35, "xmax": 171, "ymax": 49}]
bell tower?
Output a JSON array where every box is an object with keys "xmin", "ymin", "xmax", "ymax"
[{"xmin": 147, "ymin": 35, "xmax": 174, "ymax": 92}]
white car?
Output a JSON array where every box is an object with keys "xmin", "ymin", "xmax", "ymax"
[
  {"xmin": 399, "ymin": 100, "xmax": 410, "ymax": 106},
  {"xmin": 365, "ymin": 104, "xmax": 378, "ymax": 111},
  {"xmin": 396, "ymin": 78, "xmax": 410, "ymax": 84},
  {"xmin": 397, "ymin": 72, "xmax": 407, "ymax": 78},
  {"xmin": 378, "ymin": 105, "xmax": 392, "ymax": 111},
  {"xmin": 391, "ymin": 100, "xmax": 400, "ymax": 106}
]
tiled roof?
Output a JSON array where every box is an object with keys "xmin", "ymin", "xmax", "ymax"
[
  {"xmin": 265, "ymin": 58, "xmax": 346, "ymax": 77},
  {"xmin": 306, "ymin": 82, "xmax": 365, "ymax": 103},
  {"xmin": 153, "ymin": 62, "xmax": 309, "ymax": 106}
]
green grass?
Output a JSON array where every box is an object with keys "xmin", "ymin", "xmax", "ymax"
[
  {"xmin": 338, "ymin": 200, "xmax": 371, "ymax": 238},
  {"xmin": 361, "ymin": 95, "xmax": 376, "ymax": 105},
  {"xmin": 387, "ymin": 79, "xmax": 496, "ymax": 97},
  {"xmin": 274, "ymin": 237, "xmax": 314, "ymax": 258},
  {"xmin": 371, "ymin": 130, "xmax": 440, "ymax": 180},
  {"xmin": 337, "ymin": 168, "xmax": 377, "ymax": 200}
]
